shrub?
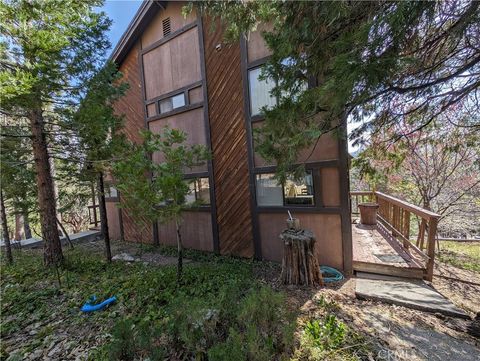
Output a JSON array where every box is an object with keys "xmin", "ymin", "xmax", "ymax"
[{"xmin": 304, "ymin": 314, "xmax": 346, "ymax": 351}]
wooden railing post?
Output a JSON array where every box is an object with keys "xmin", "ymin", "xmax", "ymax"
[{"xmin": 425, "ymin": 217, "xmax": 438, "ymax": 281}]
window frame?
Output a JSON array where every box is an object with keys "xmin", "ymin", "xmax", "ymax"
[{"xmin": 255, "ymin": 170, "xmax": 316, "ymax": 208}]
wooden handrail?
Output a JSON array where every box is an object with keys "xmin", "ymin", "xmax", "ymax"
[
  {"xmin": 375, "ymin": 192, "xmax": 440, "ymax": 220},
  {"xmin": 350, "ymin": 190, "xmax": 440, "ymax": 281}
]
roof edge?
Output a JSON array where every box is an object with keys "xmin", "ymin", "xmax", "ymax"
[{"xmin": 109, "ymin": 0, "xmax": 165, "ymax": 65}]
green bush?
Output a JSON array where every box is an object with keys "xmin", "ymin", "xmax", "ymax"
[{"xmin": 304, "ymin": 314, "xmax": 346, "ymax": 351}]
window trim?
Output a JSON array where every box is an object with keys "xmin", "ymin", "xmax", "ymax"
[{"xmin": 145, "ymin": 80, "xmax": 203, "ymax": 120}]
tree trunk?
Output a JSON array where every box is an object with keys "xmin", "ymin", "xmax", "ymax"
[
  {"xmin": 23, "ymin": 213, "xmax": 32, "ymax": 239},
  {"xmin": 29, "ymin": 107, "xmax": 63, "ymax": 266},
  {"xmin": 175, "ymin": 219, "xmax": 183, "ymax": 284},
  {"xmin": 97, "ymin": 172, "xmax": 111, "ymax": 262},
  {"xmin": 0, "ymin": 189, "xmax": 13, "ymax": 264},
  {"xmin": 14, "ymin": 213, "xmax": 23, "ymax": 241}
]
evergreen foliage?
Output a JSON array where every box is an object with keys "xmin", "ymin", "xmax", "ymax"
[{"xmin": 195, "ymin": 1, "xmax": 480, "ymax": 181}]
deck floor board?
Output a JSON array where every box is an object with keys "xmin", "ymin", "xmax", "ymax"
[{"xmin": 352, "ymin": 222, "xmax": 424, "ymax": 270}]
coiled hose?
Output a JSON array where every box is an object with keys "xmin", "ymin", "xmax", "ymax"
[{"xmin": 320, "ymin": 266, "xmax": 344, "ymax": 283}]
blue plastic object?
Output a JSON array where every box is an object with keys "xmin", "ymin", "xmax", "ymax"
[
  {"xmin": 81, "ymin": 295, "xmax": 117, "ymax": 312},
  {"xmin": 320, "ymin": 266, "xmax": 344, "ymax": 283}
]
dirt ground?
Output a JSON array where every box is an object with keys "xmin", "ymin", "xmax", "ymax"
[{"xmin": 273, "ymin": 264, "xmax": 480, "ymax": 361}]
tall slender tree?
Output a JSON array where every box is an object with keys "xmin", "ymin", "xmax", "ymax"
[
  {"xmin": 114, "ymin": 128, "xmax": 210, "ymax": 282},
  {"xmin": 0, "ymin": 0, "xmax": 112, "ymax": 265},
  {"xmin": 71, "ymin": 62, "xmax": 128, "ymax": 262},
  {"xmin": 0, "ymin": 188, "xmax": 13, "ymax": 264}
]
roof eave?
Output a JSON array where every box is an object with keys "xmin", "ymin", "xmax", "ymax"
[{"xmin": 109, "ymin": 0, "xmax": 166, "ymax": 65}]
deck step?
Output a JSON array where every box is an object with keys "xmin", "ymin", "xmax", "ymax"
[{"xmin": 353, "ymin": 260, "xmax": 425, "ymax": 279}]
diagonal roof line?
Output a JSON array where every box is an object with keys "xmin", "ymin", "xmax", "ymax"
[{"xmin": 110, "ymin": 0, "xmax": 166, "ymax": 64}]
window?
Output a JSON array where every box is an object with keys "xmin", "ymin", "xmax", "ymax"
[
  {"xmin": 185, "ymin": 178, "xmax": 210, "ymax": 206},
  {"xmin": 248, "ymin": 67, "xmax": 276, "ymax": 117},
  {"xmin": 255, "ymin": 172, "xmax": 314, "ymax": 206},
  {"xmin": 255, "ymin": 173, "xmax": 282, "ymax": 206},
  {"xmin": 159, "ymin": 93, "xmax": 186, "ymax": 114},
  {"xmin": 284, "ymin": 172, "xmax": 314, "ymax": 205},
  {"xmin": 105, "ymin": 185, "xmax": 118, "ymax": 199}
]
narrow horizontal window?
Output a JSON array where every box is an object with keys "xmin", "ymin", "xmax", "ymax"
[
  {"xmin": 248, "ymin": 67, "xmax": 276, "ymax": 117},
  {"xmin": 159, "ymin": 93, "xmax": 186, "ymax": 114},
  {"xmin": 255, "ymin": 171, "xmax": 315, "ymax": 206},
  {"xmin": 185, "ymin": 177, "xmax": 210, "ymax": 206}
]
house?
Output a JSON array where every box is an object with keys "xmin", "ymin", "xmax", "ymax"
[{"xmin": 105, "ymin": 1, "xmax": 352, "ymax": 274}]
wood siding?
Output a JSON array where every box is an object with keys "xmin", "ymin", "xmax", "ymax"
[
  {"xmin": 115, "ymin": 42, "xmax": 146, "ymax": 145},
  {"xmin": 157, "ymin": 211, "xmax": 214, "ymax": 252},
  {"xmin": 113, "ymin": 41, "xmax": 153, "ymax": 243},
  {"xmin": 203, "ymin": 19, "xmax": 254, "ymax": 257}
]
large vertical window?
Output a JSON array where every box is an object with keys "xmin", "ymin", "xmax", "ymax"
[
  {"xmin": 255, "ymin": 172, "xmax": 315, "ymax": 206},
  {"xmin": 248, "ymin": 67, "xmax": 276, "ymax": 117}
]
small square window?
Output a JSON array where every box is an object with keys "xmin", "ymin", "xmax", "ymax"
[
  {"xmin": 255, "ymin": 173, "xmax": 283, "ymax": 206},
  {"xmin": 159, "ymin": 93, "xmax": 186, "ymax": 114},
  {"xmin": 255, "ymin": 172, "xmax": 315, "ymax": 206},
  {"xmin": 284, "ymin": 172, "xmax": 314, "ymax": 205},
  {"xmin": 185, "ymin": 178, "xmax": 210, "ymax": 206},
  {"xmin": 105, "ymin": 185, "xmax": 118, "ymax": 199},
  {"xmin": 171, "ymin": 93, "xmax": 185, "ymax": 109}
]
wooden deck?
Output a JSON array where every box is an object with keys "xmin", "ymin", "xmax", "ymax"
[{"xmin": 352, "ymin": 222, "xmax": 426, "ymax": 279}]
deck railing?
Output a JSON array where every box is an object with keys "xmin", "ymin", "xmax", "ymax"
[{"xmin": 350, "ymin": 191, "xmax": 441, "ymax": 281}]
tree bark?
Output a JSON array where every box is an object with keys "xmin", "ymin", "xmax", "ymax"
[
  {"xmin": 0, "ymin": 189, "xmax": 13, "ymax": 264},
  {"xmin": 97, "ymin": 172, "xmax": 111, "ymax": 262},
  {"xmin": 14, "ymin": 213, "xmax": 23, "ymax": 241},
  {"xmin": 23, "ymin": 213, "xmax": 32, "ymax": 239},
  {"xmin": 29, "ymin": 107, "xmax": 63, "ymax": 266},
  {"xmin": 175, "ymin": 219, "xmax": 183, "ymax": 284}
]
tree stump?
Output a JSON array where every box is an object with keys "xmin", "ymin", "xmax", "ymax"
[{"xmin": 280, "ymin": 229, "xmax": 323, "ymax": 286}]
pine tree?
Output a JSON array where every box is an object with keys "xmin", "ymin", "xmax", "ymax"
[
  {"xmin": 196, "ymin": 1, "xmax": 480, "ymax": 181},
  {"xmin": 71, "ymin": 62, "xmax": 128, "ymax": 262},
  {"xmin": 0, "ymin": 0, "xmax": 112, "ymax": 265},
  {"xmin": 114, "ymin": 128, "xmax": 210, "ymax": 283}
]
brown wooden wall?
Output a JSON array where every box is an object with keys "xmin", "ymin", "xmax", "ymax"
[
  {"xmin": 106, "ymin": 202, "xmax": 122, "ymax": 240},
  {"xmin": 113, "ymin": 41, "xmax": 153, "ymax": 243},
  {"xmin": 203, "ymin": 19, "xmax": 254, "ymax": 257}
]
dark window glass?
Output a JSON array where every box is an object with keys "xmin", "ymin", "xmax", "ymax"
[
  {"xmin": 185, "ymin": 178, "xmax": 210, "ymax": 205},
  {"xmin": 248, "ymin": 67, "xmax": 276, "ymax": 116},
  {"xmin": 255, "ymin": 172, "xmax": 315, "ymax": 206},
  {"xmin": 159, "ymin": 93, "xmax": 186, "ymax": 114},
  {"xmin": 284, "ymin": 172, "xmax": 314, "ymax": 205}
]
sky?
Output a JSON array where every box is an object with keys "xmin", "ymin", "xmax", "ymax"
[{"xmin": 101, "ymin": 0, "xmax": 142, "ymax": 53}]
